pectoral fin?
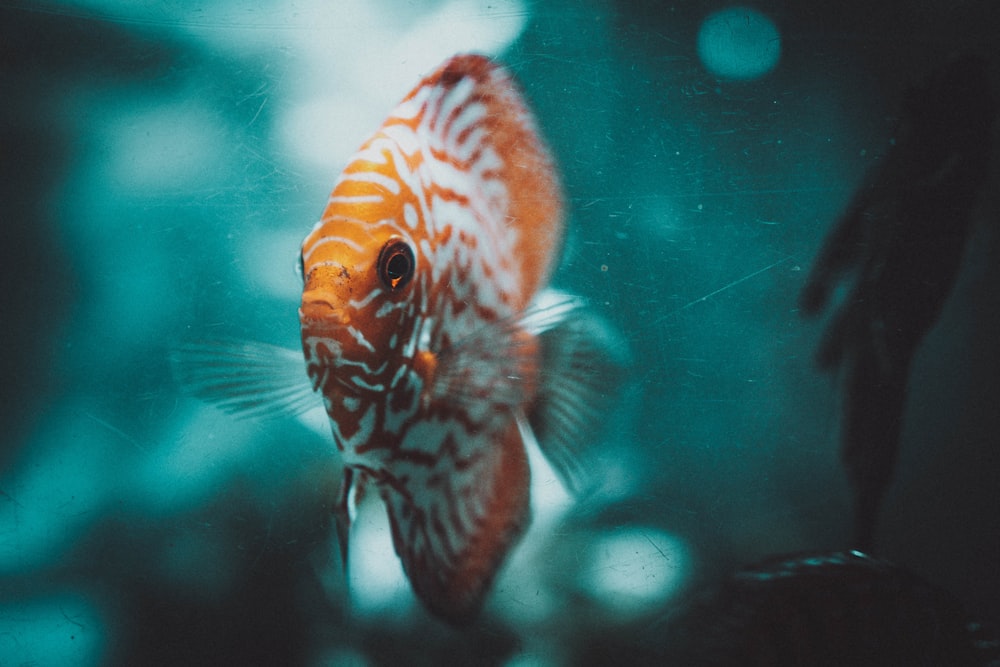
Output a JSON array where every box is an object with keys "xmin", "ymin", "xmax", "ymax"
[
  {"xmin": 527, "ymin": 292, "xmax": 629, "ymax": 493},
  {"xmin": 170, "ymin": 339, "xmax": 321, "ymax": 418}
]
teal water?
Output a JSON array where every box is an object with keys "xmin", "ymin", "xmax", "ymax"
[{"xmin": 2, "ymin": 1, "xmax": 998, "ymax": 664}]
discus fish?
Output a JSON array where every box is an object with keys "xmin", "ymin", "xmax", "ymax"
[{"xmin": 174, "ymin": 54, "xmax": 623, "ymax": 624}]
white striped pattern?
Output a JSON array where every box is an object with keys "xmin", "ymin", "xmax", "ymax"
[{"xmin": 297, "ymin": 55, "xmax": 561, "ymax": 622}]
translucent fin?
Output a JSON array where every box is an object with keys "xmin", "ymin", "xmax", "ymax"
[
  {"xmin": 332, "ymin": 467, "xmax": 358, "ymax": 574},
  {"xmin": 170, "ymin": 339, "xmax": 321, "ymax": 419},
  {"xmin": 434, "ymin": 289, "xmax": 628, "ymax": 493},
  {"xmin": 430, "ymin": 291, "xmax": 586, "ymax": 413},
  {"xmin": 381, "ymin": 419, "xmax": 531, "ymax": 624},
  {"xmin": 432, "ymin": 289, "xmax": 627, "ymax": 495},
  {"xmin": 527, "ymin": 290, "xmax": 629, "ymax": 494}
]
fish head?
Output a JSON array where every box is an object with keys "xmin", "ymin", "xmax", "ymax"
[{"xmin": 298, "ymin": 178, "xmax": 427, "ymax": 450}]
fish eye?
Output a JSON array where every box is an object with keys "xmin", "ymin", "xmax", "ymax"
[{"xmin": 377, "ymin": 238, "xmax": 415, "ymax": 291}]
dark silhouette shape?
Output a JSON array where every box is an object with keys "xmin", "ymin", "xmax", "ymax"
[
  {"xmin": 654, "ymin": 550, "xmax": 1000, "ymax": 666},
  {"xmin": 800, "ymin": 55, "xmax": 997, "ymax": 551}
]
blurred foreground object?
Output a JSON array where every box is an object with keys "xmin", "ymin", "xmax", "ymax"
[
  {"xmin": 799, "ymin": 55, "xmax": 997, "ymax": 551},
  {"xmin": 661, "ymin": 550, "xmax": 1000, "ymax": 666}
]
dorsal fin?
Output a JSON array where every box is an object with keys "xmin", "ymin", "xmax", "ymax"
[{"xmin": 403, "ymin": 53, "xmax": 564, "ymax": 307}]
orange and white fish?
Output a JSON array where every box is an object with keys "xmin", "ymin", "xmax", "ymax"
[{"xmin": 175, "ymin": 54, "xmax": 622, "ymax": 624}]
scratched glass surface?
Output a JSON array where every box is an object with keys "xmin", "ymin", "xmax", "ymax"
[{"xmin": 2, "ymin": 1, "xmax": 998, "ymax": 665}]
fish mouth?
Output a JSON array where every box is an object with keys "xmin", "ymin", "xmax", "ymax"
[{"xmin": 299, "ymin": 294, "xmax": 349, "ymax": 328}]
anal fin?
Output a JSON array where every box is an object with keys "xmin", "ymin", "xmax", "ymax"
[{"xmin": 382, "ymin": 420, "xmax": 531, "ymax": 624}]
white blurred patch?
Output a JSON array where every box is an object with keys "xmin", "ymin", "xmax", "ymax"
[
  {"xmin": 277, "ymin": 0, "xmax": 529, "ymax": 170},
  {"xmin": 281, "ymin": 96, "xmax": 386, "ymax": 176},
  {"xmin": 297, "ymin": 404, "xmax": 332, "ymax": 439},
  {"xmin": 99, "ymin": 98, "xmax": 230, "ymax": 193},
  {"xmin": 345, "ymin": 495, "xmax": 416, "ymax": 620},
  {"xmin": 491, "ymin": 420, "xmax": 575, "ymax": 623},
  {"xmin": 523, "ymin": 420, "xmax": 575, "ymax": 526},
  {"xmin": 237, "ymin": 227, "xmax": 307, "ymax": 300},
  {"xmin": 580, "ymin": 527, "xmax": 691, "ymax": 617},
  {"xmin": 63, "ymin": 0, "xmax": 528, "ymax": 174}
]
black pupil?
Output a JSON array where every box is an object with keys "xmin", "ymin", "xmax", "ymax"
[
  {"xmin": 379, "ymin": 240, "xmax": 414, "ymax": 290},
  {"xmin": 386, "ymin": 252, "xmax": 408, "ymax": 281}
]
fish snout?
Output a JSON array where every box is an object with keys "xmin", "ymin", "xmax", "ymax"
[{"xmin": 299, "ymin": 290, "xmax": 350, "ymax": 328}]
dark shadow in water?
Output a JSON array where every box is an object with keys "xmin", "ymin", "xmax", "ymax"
[{"xmin": 0, "ymin": 3, "xmax": 173, "ymax": 468}]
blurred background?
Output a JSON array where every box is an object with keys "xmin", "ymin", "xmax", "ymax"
[{"xmin": 2, "ymin": 0, "xmax": 998, "ymax": 664}]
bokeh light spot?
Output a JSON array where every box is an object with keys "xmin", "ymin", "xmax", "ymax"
[
  {"xmin": 581, "ymin": 527, "xmax": 691, "ymax": 616},
  {"xmin": 347, "ymin": 498, "xmax": 415, "ymax": 619},
  {"xmin": 697, "ymin": 6, "xmax": 781, "ymax": 80}
]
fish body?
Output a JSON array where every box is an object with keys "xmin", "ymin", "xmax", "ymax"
[
  {"xmin": 298, "ymin": 53, "xmax": 567, "ymax": 623},
  {"xmin": 174, "ymin": 54, "xmax": 622, "ymax": 624}
]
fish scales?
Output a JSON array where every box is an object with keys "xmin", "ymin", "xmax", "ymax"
[
  {"xmin": 174, "ymin": 53, "xmax": 621, "ymax": 625},
  {"xmin": 298, "ymin": 55, "xmax": 562, "ymax": 622}
]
